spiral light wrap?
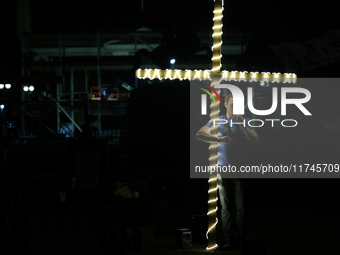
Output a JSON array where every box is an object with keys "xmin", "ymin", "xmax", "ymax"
[
  {"xmin": 135, "ymin": 1, "xmax": 298, "ymax": 252},
  {"xmin": 206, "ymin": 0, "xmax": 223, "ymax": 251}
]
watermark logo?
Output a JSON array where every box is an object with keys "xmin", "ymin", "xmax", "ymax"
[
  {"xmin": 197, "ymin": 82, "xmax": 312, "ymax": 128},
  {"xmin": 197, "ymin": 82, "xmax": 222, "ymax": 115},
  {"xmin": 200, "ymin": 83, "xmax": 312, "ymax": 116}
]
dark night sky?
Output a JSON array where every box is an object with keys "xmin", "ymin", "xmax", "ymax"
[
  {"xmin": 0, "ymin": 0, "xmax": 338, "ymax": 71},
  {"xmin": 6, "ymin": 0, "xmax": 338, "ymax": 41},
  {"xmin": 28, "ymin": 0, "xmax": 338, "ymax": 42}
]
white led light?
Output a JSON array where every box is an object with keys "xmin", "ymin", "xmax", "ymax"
[
  {"xmin": 212, "ymin": 32, "xmax": 223, "ymax": 38},
  {"xmin": 184, "ymin": 70, "xmax": 191, "ymax": 80},
  {"xmin": 174, "ymin": 70, "xmax": 182, "ymax": 81},
  {"xmin": 170, "ymin": 59, "xmax": 176, "ymax": 64},
  {"xmin": 165, "ymin": 69, "xmax": 173, "ymax": 80},
  {"xmin": 209, "ymin": 155, "xmax": 218, "ymax": 161},
  {"xmin": 293, "ymin": 74, "xmax": 297, "ymax": 83},
  {"xmin": 207, "ymin": 207, "xmax": 218, "ymax": 215},
  {"xmin": 29, "ymin": 85, "xmax": 34, "ymax": 92},
  {"xmin": 143, "ymin": 69, "xmax": 151, "ymax": 79},
  {"xmin": 208, "ymin": 178, "xmax": 217, "ymax": 183},
  {"xmin": 229, "ymin": 71, "xmax": 238, "ymax": 81},
  {"xmin": 152, "ymin": 69, "xmax": 161, "ymax": 80},
  {"xmin": 209, "ymin": 144, "xmax": 218, "ymax": 150},
  {"xmin": 211, "ymin": 64, "xmax": 222, "ymax": 72},
  {"xmin": 239, "ymin": 71, "xmax": 248, "ymax": 82},
  {"xmin": 272, "ymin": 72, "xmax": 280, "ymax": 83},
  {"xmin": 204, "ymin": 70, "xmax": 211, "ymax": 79},
  {"xmin": 213, "ymin": 25, "xmax": 223, "ymax": 30},
  {"xmin": 194, "ymin": 70, "xmax": 202, "ymax": 80},
  {"xmin": 0, "ymin": 84, "xmax": 4, "ymax": 89},
  {"xmin": 23, "ymin": 86, "xmax": 28, "ymax": 91},
  {"xmin": 206, "ymin": 218, "xmax": 218, "ymax": 240},
  {"xmin": 250, "ymin": 72, "xmax": 258, "ymax": 82},
  {"xmin": 284, "ymin": 73, "xmax": 294, "ymax": 83},
  {"xmin": 0, "ymin": 105, "xmax": 4, "ymax": 109},
  {"xmin": 5, "ymin": 84, "xmax": 11, "ymax": 89},
  {"xmin": 208, "ymin": 187, "xmax": 218, "ymax": 193},
  {"xmin": 211, "ymin": 55, "xmax": 222, "ymax": 60},
  {"xmin": 213, "ymin": 15, "xmax": 223, "ymax": 20},
  {"xmin": 208, "ymin": 198, "xmax": 218, "ymax": 204},
  {"xmin": 213, "ymin": 7, "xmax": 224, "ymax": 13},
  {"xmin": 262, "ymin": 72, "xmax": 270, "ymax": 82},
  {"xmin": 221, "ymin": 71, "xmax": 228, "ymax": 80},
  {"xmin": 206, "ymin": 244, "xmax": 218, "ymax": 251},
  {"xmin": 211, "ymin": 42, "xmax": 222, "ymax": 50},
  {"xmin": 209, "ymin": 110, "xmax": 220, "ymax": 117}
]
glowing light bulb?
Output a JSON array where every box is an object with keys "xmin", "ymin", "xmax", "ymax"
[
  {"xmin": 250, "ymin": 72, "xmax": 258, "ymax": 82},
  {"xmin": 184, "ymin": 70, "xmax": 192, "ymax": 80},
  {"xmin": 230, "ymin": 71, "xmax": 238, "ymax": 81},
  {"xmin": 262, "ymin": 72, "xmax": 270, "ymax": 83},
  {"xmin": 152, "ymin": 69, "xmax": 161, "ymax": 80},
  {"xmin": 272, "ymin": 72, "xmax": 280, "ymax": 83},
  {"xmin": 208, "ymin": 178, "xmax": 217, "ymax": 183},
  {"xmin": 165, "ymin": 69, "xmax": 173, "ymax": 80},
  {"xmin": 206, "ymin": 218, "xmax": 218, "ymax": 240},
  {"xmin": 209, "ymin": 144, "xmax": 218, "ymax": 150},
  {"xmin": 239, "ymin": 71, "xmax": 248, "ymax": 82},
  {"xmin": 220, "ymin": 71, "xmax": 227, "ymax": 80},
  {"xmin": 143, "ymin": 69, "xmax": 151, "ymax": 79},
  {"xmin": 174, "ymin": 70, "xmax": 182, "ymax": 81},
  {"xmin": 204, "ymin": 70, "xmax": 211, "ymax": 79},
  {"xmin": 194, "ymin": 70, "xmax": 202, "ymax": 80},
  {"xmin": 208, "ymin": 187, "xmax": 218, "ymax": 193},
  {"xmin": 207, "ymin": 206, "xmax": 218, "ymax": 215}
]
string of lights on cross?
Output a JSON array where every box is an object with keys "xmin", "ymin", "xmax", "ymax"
[
  {"xmin": 135, "ymin": 0, "xmax": 296, "ymax": 251},
  {"xmin": 136, "ymin": 69, "xmax": 297, "ymax": 83}
]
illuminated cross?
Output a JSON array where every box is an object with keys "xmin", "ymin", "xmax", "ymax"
[{"xmin": 136, "ymin": 0, "xmax": 296, "ymax": 251}]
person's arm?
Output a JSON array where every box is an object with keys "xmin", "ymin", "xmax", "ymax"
[
  {"xmin": 241, "ymin": 126, "xmax": 260, "ymax": 144},
  {"xmin": 234, "ymin": 115, "xmax": 260, "ymax": 144},
  {"xmin": 196, "ymin": 126, "xmax": 233, "ymax": 144}
]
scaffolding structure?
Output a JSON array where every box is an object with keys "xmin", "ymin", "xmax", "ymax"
[{"xmin": 18, "ymin": 29, "xmax": 246, "ymax": 138}]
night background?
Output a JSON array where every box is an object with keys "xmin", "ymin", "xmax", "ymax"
[{"xmin": 1, "ymin": 0, "xmax": 340, "ymax": 254}]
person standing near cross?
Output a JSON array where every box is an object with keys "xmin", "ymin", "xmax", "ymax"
[
  {"xmin": 136, "ymin": 0, "xmax": 295, "ymax": 250},
  {"xmin": 196, "ymin": 93, "xmax": 259, "ymax": 249}
]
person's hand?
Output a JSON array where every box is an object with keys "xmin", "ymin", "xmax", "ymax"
[
  {"xmin": 233, "ymin": 115, "xmax": 243, "ymax": 122},
  {"xmin": 219, "ymin": 136, "xmax": 233, "ymax": 144}
]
